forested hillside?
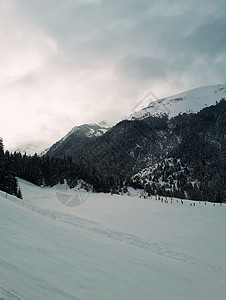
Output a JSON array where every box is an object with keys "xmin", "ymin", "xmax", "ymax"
[
  {"xmin": 1, "ymin": 99, "xmax": 225, "ymax": 202},
  {"xmin": 46, "ymin": 99, "xmax": 226, "ymax": 202},
  {"xmin": 0, "ymin": 139, "xmax": 22, "ymax": 198}
]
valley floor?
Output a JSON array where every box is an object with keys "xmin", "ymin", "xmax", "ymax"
[{"xmin": 0, "ymin": 179, "xmax": 225, "ymax": 300}]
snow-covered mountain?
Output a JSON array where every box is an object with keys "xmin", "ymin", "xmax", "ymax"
[
  {"xmin": 129, "ymin": 84, "xmax": 226, "ymax": 120},
  {"xmin": 61, "ymin": 120, "xmax": 111, "ymax": 142},
  {"xmin": 14, "ymin": 143, "xmax": 49, "ymax": 156},
  {"xmin": 44, "ymin": 99, "xmax": 225, "ymax": 202},
  {"xmin": 46, "ymin": 121, "xmax": 111, "ymax": 157}
]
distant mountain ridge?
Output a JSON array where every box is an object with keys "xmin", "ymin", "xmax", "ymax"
[
  {"xmin": 14, "ymin": 143, "xmax": 49, "ymax": 156},
  {"xmin": 47, "ymin": 121, "xmax": 111, "ymax": 157},
  {"xmin": 128, "ymin": 84, "xmax": 226, "ymax": 120},
  {"xmin": 61, "ymin": 121, "xmax": 110, "ymax": 141}
]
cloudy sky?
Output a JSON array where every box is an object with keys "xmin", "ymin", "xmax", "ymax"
[{"xmin": 0, "ymin": 0, "xmax": 226, "ymax": 151}]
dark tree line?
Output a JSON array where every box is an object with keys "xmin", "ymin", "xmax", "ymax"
[
  {"xmin": 10, "ymin": 152, "xmax": 87, "ymax": 189},
  {"xmin": 0, "ymin": 139, "xmax": 22, "ymax": 198},
  {"xmin": 0, "ymin": 139, "xmax": 92, "ymax": 198}
]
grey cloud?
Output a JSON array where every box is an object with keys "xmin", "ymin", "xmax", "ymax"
[
  {"xmin": 186, "ymin": 17, "xmax": 226, "ymax": 56},
  {"xmin": 14, "ymin": 0, "xmax": 158, "ymax": 58},
  {"xmin": 115, "ymin": 56, "xmax": 168, "ymax": 81},
  {"xmin": 2, "ymin": 0, "xmax": 226, "ymax": 149},
  {"xmin": 10, "ymin": 0, "xmax": 226, "ymax": 84}
]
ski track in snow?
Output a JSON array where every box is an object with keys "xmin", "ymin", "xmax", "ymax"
[
  {"xmin": 1, "ymin": 192, "xmax": 223, "ymax": 279},
  {"xmin": 0, "ymin": 286, "xmax": 24, "ymax": 300},
  {"xmin": 33, "ymin": 280, "xmax": 79, "ymax": 300},
  {"xmin": 54, "ymin": 212, "xmax": 222, "ymax": 274}
]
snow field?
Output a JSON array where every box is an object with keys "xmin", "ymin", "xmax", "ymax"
[
  {"xmin": 0, "ymin": 179, "xmax": 225, "ymax": 299},
  {"xmin": 129, "ymin": 84, "xmax": 226, "ymax": 119}
]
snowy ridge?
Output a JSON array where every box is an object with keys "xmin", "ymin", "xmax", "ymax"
[
  {"xmin": 13, "ymin": 143, "xmax": 48, "ymax": 156},
  {"xmin": 46, "ymin": 120, "xmax": 111, "ymax": 156},
  {"xmin": 12, "ymin": 142, "xmax": 52, "ymax": 156},
  {"xmin": 129, "ymin": 84, "xmax": 226, "ymax": 120},
  {"xmin": 61, "ymin": 121, "xmax": 111, "ymax": 142},
  {"xmin": 12, "ymin": 121, "xmax": 111, "ymax": 156},
  {"xmin": 45, "ymin": 121, "xmax": 111, "ymax": 156}
]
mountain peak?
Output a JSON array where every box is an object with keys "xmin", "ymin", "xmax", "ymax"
[
  {"xmin": 63, "ymin": 121, "xmax": 111, "ymax": 140},
  {"xmin": 46, "ymin": 121, "xmax": 111, "ymax": 157},
  {"xmin": 98, "ymin": 120, "xmax": 111, "ymax": 128}
]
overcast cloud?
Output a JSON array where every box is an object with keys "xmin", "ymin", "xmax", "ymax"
[{"xmin": 0, "ymin": 0, "xmax": 225, "ymax": 150}]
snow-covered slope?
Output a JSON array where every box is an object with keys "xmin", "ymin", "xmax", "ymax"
[
  {"xmin": 129, "ymin": 84, "xmax": 226, "ymax": 120},
  {"xmin": 13, "ymin": 143, "xmax": 49, "ymax": 156},
  {"xmin": 61, "ymin": 121, "xmax": 111, "ymax": 142},
  {"xmin": 1, "ymin": 179, "xmax": 225, "ymax": 299},
  {"xmin": 11, "ymin": 122, "xmax": 111, "ymax": 157},
  {"xmin": 46, "ymin": 121, "xmax": 111, "ymax": 157}
]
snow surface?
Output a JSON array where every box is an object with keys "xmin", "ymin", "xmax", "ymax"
[
  {"xmin": 61, "ymin": 121, "xmax": 111, "ymax": 142},
  {"xmin": 128, "ymin": 84, "xmax": 226, "ymax": 120},
  {"xmin": 0, "ymin": 179, "xmax": 225, "ymax": 300},
  {"xmin": 13, "ymin": 144, "xmax": 49, "ymax": 156}
]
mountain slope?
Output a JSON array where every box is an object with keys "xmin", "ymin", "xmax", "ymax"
[
  {"xmin": 14, "ymin": 143, "xmax": 49, "ymax": 156},
  {"xmin": 57, "ymin": 100, "xmax": 226, "ymax": 202},
  {"xmin": 129, "ymin": 84, "xmax": 226, "ymax": 120},
  {"xmin": 22, "ymin": 86, "xmax": 226, "ymax": 202},
  {"xmin": 47, "ymin": 121, "xmax": 111, "ymax": 157},
  {"xmin": 132, "ymin": 100, "xmax": 226, "ymax": 201}
]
